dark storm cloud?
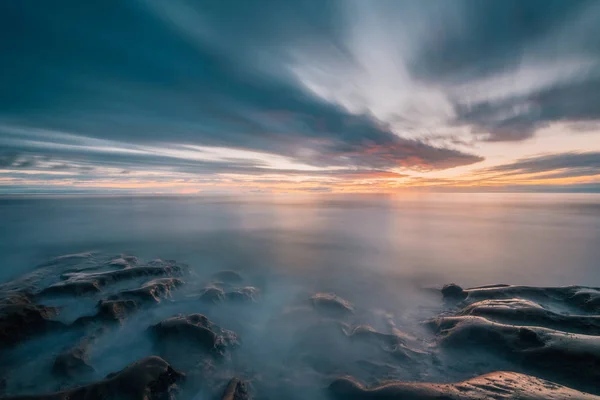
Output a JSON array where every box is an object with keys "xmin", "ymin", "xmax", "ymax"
[{"xmin": 484, "ymin": 152, "xmax": 600, "ymax": 179}]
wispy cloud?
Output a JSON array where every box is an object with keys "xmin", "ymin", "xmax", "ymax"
[{"xmin": 0, "ymin": 0, "xmax": 599, "ymax": 193}]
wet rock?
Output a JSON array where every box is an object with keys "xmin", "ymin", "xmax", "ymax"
[
  {"xmin": 3, "ymin": 356, "xmax": 184, "ymax": 400},
  {"xmin": 150, "ymin": 314, "xmax": 238, "ymax": 356},
  {"xmin": 426, "ymin": 315, "xmax": 600, "ymax": 388},
  {"xmin": 108, "ymin": 255, "xmax": 138, "ymax": 268},
  {"xmin": 345, "ymin": 325, "xmax": 403, "ymax": 347},
  {"xmin": 61, "ymin": 264, "xmax": 186, "ymax": 290},
  {"xmin": 225, "ymin": 287, "xmax": 259, "ymax": 303},
  {"xmin": 221, "ymin": 378, "xmax": 250, "ymax": 400},
  {"xmin": 74, "ymin": 299, "xmax": 139, "ymax": 326},
  {"xmin": 199, "ymin": 286, "xmax": 226, "ymax": 303},
  {"xmin": 344, "ymin": 324, "xmax": 427, "ymax": 363},
  {"xmin": 0, "ymin": 295, "xmax": 61, "ymax": 347},
  {"xmin": 109, "ymin": 278, "xmax": 184, "ymax": 304},
  {"xmin": 212, "ymin": 270, "xmax": 244, "ymax": 284},
  {"xmin": 328, "ymin": 371, "xmax": 600, "ymax": 399},
  {"xmin": 455, "ymin": 284, "xmax": 600, "ymax": 312},
  {"xmin": 52, "ymin": 339, "xmax": 94, "ymax": 378},
  {"xmin": 569, "ymin": 288, "xmax": 600, "ymax": 312},
  {"xmin": 310, "ymin": 293, "xmax": 354, "ymax": 317},
  {"xmin": 39, "ymin": 280, "xmax": 101, "ymax": 297},
  {"xmin": 441, "ymin": 283, "xmax": 467, "ymax": 301},
  {"xmin": 458, "ymin": 298, "xmax": 600, "ymax": 334}
]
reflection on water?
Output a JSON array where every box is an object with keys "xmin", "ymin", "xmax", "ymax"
[
  {"xmin": 1, "ymin": 193, "xmax": 599, "ymax": 287},
  {"xmin": 1, "ymin": 193, "xmax": 600, "ymax": 398}
]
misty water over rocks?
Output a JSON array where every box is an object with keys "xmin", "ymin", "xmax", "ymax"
[{"xmin": 1, "ymin": 193, "xmax": 600, "ymax": 399}]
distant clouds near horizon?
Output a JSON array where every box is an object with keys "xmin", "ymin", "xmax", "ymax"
[{"xmin": 1, "ymin": 0, "xmax": 599, "ymax": 194}]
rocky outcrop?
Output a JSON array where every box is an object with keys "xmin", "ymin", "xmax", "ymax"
[
  {"xmin": 310, "ymin": 293, "xmax": 354, "ymax": 317},
  {"xmin": 74, "ymin": 299, "xmax": 139, "ymax": 326},
  {"xmin": 329, "ymin": 371, "xmax": 600, "ymax": 399},
  {"xmin": 446, "ymin": 284, "xmax": 600, "ymax": 313},
  {"xmin": 150, "ymin": 314, "xmax": 238, "ymax": 356},
  {"xmin": 426, "ymin": 314, "xmax": 600, "ymax": 388},
  {"xmin": 198, "ymin": 286, "xmax": 226, "ymax": 303},
  {"xmin": 52, "ymin": 339, "xmax": 94, "ymax": 378},
  {"xmin": 221, "ymin": 378, "xmax": 250, "ymax": 400},
  {"xmin": 0, "ymin": 294, "xmax": 61, "ymax": 347},
  {"xmin": 225, "ymin": 287, "xmax": 259, "ymax": 303},
  {"xmin": 457, "ymin": 298, "xmax": 600, "ymax": 334},
  {"xmin": 4, "ymin": 356, "xmax": 184, "ymax": 400},
  {"xmin": 109, "ymin": 278, "xmax": 184, "ymax": 304}
]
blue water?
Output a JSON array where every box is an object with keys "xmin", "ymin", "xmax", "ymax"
[{"xmin": 1, "ymin": 193, "xmax": 599, "ymax": 287}]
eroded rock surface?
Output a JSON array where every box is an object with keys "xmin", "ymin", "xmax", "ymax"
[
  {"xmin": 198, "ymin": 286, "xmax": 226, "ymax": 303},
  {"xmin": 4, "ymin": 356, "xmax": 184, "ymax": 400},
  {"xmin": 329, "ymin": 371, "xmax": 600, "ymax": 399},
  {"xmin": 52, "ymin": 338, "xmax": 94, "ymax": 378},
  {"xmin": 150, "ymin": 314, "xmax": 238, "ymax": 358},
  {"xmin": 74, "ymin": 299, "xmax": 139, "ymax": 326},
  {"xmin": 310, "ymin": 293, "xmax": 354, "ymax": 317},
  {"xmin": 109, "ymin": 278, "xmax": 184, "ymax": 304},
  {"xmin": 221, "ymin": 378, "xmax": 250, "ymax": 400},
  {"xmin": 458, "ymin": 298, "xmax": 600, "ymax": 334},
  {"xmin": 427, "ymin": 313, "xmax": 600, "ymax": 390},
  {"xmin": 3, "ymin": 254, "xmax": 600, "ymax": 400},
  {"xmin": 446, "ymin": 284, "xmax": 600, "ymax": 313},
  {"xmin": 60, "ymin": 263, "xmax": 186, "ymax": 290},
  {"xmin": 0, "ymin": 294, "xmax": 62, "ymax": 347}
]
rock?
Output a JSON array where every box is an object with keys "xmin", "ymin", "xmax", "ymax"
[
  {"xmin": 109, "ymin": 278, "xmax": 184, "ymax": 304},
  {"xmin": 199, "ymin": 286, "xmax": 226, "ymax": 303},
  {"xmin": 60, "ymin": 264, "xmax": 186, "ymax": 290},
  {"xmin": 310, "ymin": 293, "xmax": 354, "ymax": 317},
  {"xmin": 345, "ymin": 324, "xmax": 403, "ymax": 347},
  {"xmin": 0, "ymin": 296, "xmax": 61, "ymax": 347},
  {"xmin": 39, "ymin": 280, "xmax": 101, "ymax": 297},
  {"xmin": 221, "ymin": 378, "xmax": 250, "ymax": 400},
  {"xmin": 569, "ymin": 288, "xmax": 600, "ymax": 312},
  {"xmin": 3, "ymin": 356, "xmax": 184, "ymax": 400},
  {"xmin": 426, "ymin": 315, "xmax": 600, "ymax": 388},
  {"xmin": 441, "ymin": 283, "xmax": 466, "ymax": 301},
  {"xmin": 74, "ymin": 299, "xmax": 139, "ymax": 326},
  {"xmin": 458, "ymin": 298, "xmax": 600, "ymax": 334},
  {"xmin": 52, "ymin": 339, "xmax": 94, "ymax": 378},
  {"xmin": 108, "ymin": 255, "xmax": 138, "ymax": 268},
  {"xmin": 225, "ymin": 287, "xmax": 259, "ymax": 303},
  {"xmin": 454, "ymin": 284, "xmax": 600, "ymax": 312},
  {"xmin": 212, "ymin": 271, "xmax": 244, "ymax": 284},
  {"xmin": 150, "ymin": 314, "xmax": 238, "ymax": 356},
  {"xmin": 328, "ymin": 371, "xmax": 600, "ymax": 399}
]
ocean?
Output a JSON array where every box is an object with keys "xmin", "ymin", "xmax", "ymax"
[
  {"xmin": 2, "ymin": 193, "xmax": 599, "ymax": 286},
  {"xmin": 1, "ymin": 193, "xmax": 600, "ymax": 399}
]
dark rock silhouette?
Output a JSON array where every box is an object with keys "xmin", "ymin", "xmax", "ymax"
[
  {"xmin": 221, "ymin": 378, "xmax": 250, "ymax": 400},
  {"xmin": 0, "ymin": 294, "xmax": 62, "ymax": 347},
  {"xmin": 3, "ymin": 356, "xmax": 184, "ymax": 400}
]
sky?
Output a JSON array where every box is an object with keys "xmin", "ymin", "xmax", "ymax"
[{"xmin": 1, "ymin": 0, "xmax": 599, "ymax": 194}]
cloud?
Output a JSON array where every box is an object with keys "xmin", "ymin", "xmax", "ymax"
[
  {"xmin": 0, "ymin": 0, "xmax": 482, "ymax": 176},
  {"xmin": 483, "ymin": 152, "xmax": 600, "ymax": 179},
  {"xmin": 1, "ymin": 0, "xmax": 599, "ymax": 193}
]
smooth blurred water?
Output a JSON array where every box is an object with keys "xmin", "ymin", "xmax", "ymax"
[{"xmin": 1, "ymin": 193, "xmax": 599, "ymax": 287}]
